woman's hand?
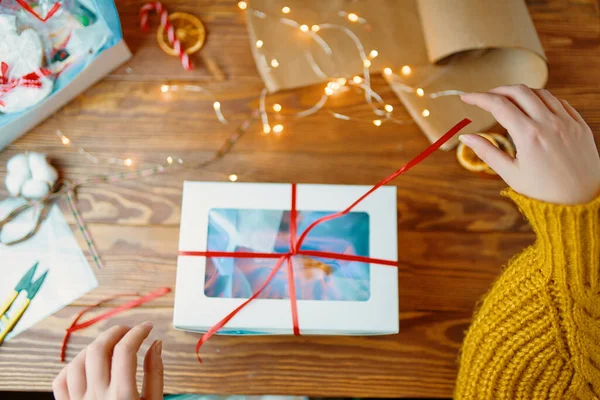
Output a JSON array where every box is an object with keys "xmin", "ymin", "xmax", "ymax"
[
  {"xmin": 52, "ymin": 322, "xmax": 163, "ymax": 400},
  {"xmin": 460, "ymin": 85, "xmax": 600, "ymax": 205}
]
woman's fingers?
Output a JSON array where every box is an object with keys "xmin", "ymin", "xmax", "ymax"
[
  {"xmin": 560, "ymin": 99, "xmax": 587, "ymax": 125},
  {"xmin": 459, "ymin": 134, "xmax": 517, "ymax": 180},
  {"xmin": 85, "ymin": 325, "xmax": 131, "ymax": 390},
  {"xmin": 110, "ymin": 322, "xmax": 154, "ymax": 395},
  {"xmin": 141, "ymin": 340, "xmax": 164, "ymax": 400},
  {"xmin": 66, "ymin": 348, "xmax": 87, "ymax": 399},
  {"xmin": 52, "ymin": 366, "xmax": 70, "ymax": 400},
  {"xmin": 489, "ymin": 85, "xmax": 550, "ymax": 120},
  {"xmin": 532, "ymin": 89, "xmax": 569, "ymax": 117},
  {"xmin": 460, "ymin": 92, "xmax": 530, "ymax": 135}
]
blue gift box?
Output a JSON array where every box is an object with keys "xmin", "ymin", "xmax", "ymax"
[{"xmin": 0, "ymin": 0, "xmax": 131, "ymax": 149}]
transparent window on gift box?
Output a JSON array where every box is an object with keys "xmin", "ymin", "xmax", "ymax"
[{"xmin": 205, "ymin": 208, "xmax": 371, "ymax": 301}]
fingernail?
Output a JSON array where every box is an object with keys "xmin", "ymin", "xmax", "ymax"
[
  {"xmin": 155, "ymin": 340, "xmax": 162, "ymax": 355},
  {"xmin": 459, "ymin": 134, "xmax": 475, "ymax": 145},
  {"xmin": 142, "ymin": 321, "xmax": 154, "ymax": 328}
]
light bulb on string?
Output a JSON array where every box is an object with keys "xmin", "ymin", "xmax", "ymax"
[
  {"xmin": 281, "ymin": 6, "xmax": 290, "ymax": 14},
  {"xmin": 369, "ymin": 50, "xmax": 378, "ymax": 59},
  {"xmin": 273, "ymin": 103, "xmax": 282, "ymax": 112},
  {"xmin": 263, "ymin": 124, "xmax": 271, "ymax": 134},
  {"xmin": 300, "ymin": 24, "xmax": 309, "ymax": 32},
  {"xmin": 347, "ymin": 13, "xmax": 358, "ymax": 22},
  {"xmin": 124, "ymin": 158, "xmax": 133, "ymax": 167},
  {"xmin": 237, "ymin": 1, "xmax": 247, "ymax": 10},
  {"xmin": 160, "ymin": 84, "xmax": 169, "ymax": 93},
  {"xmin": 256, "ymin": 40, "xmax": 263, "ymax": 48},
  {"xmin": 61, "ymin": 136, "xmax": 70, "ymax": 145},
  {"xmin": 352, "ymin": 75, "xmax": 362, "ymax": 84},
  {"xmin": 325, "ymin": 86, "xmax": 334, "ymax": 96},
  {"xmin": 167, "ymin": 156, "xmax": 173, "ymax": 164},
  {"xmin": 422, "ymin": 109, "xmax": 430, "ymax": 117},
  {"xmin": 311, "ymin": 25, "xmax": 320, "ymax": 32},
  {"xmin": 270, "ymin": 59, "xmax": 279, "ymax": 68},
  {"xmin": 373, "ymin": 119, "xmax": 382, "ymax": 126},
  {"xmin": 401, "ymin": 65, "xmax": 412, "ymax": 76},
  {"xmin": 273, "ymin": 124, "xmax": 284, "ymax": 134},
  {"xmin": 416, "ymin": 88, "xmax": 425, "ymax": 97},
  {"xmin": 384, "ymin": 104, "xmax": 393, "ymax": 113},
  {"xmin": 229, "ymin": 174, "xmax": 238, "ymax": 182},
  {"xmin": 383, "ymin": 67, "xmax": 392, "ymax": 76},
  {"xmin": 363, "ymin": 59, "xmax": 371, "ymax": 68}
]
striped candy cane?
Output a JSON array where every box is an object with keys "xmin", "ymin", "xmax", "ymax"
[{"xmin": 140, "ymin": 2, "xmax": 192, "ymax": 70}]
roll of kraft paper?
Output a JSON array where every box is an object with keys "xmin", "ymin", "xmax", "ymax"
[{"xmin": 244, "ymin": 0, "xmax": 547, "ymax": 150}]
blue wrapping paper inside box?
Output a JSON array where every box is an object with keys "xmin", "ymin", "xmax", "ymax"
[{"xmin": 205, "ymin": 208, "xmax": 370, "ymax": 301}]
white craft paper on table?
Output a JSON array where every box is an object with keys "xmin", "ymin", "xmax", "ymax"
[{"xmin": 0, "ymin": 198, "xmax": 98, "ymax": 340}]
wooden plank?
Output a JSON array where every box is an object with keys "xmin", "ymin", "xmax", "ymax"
[
  {"xmin": 0, "ymin": 307, "xmax": 471, "ymax": 398},
  {"xmin": 2, "ymin": 155, "xmax": 528, "ymax": 229},
  {"xmin": 0, "ymin": 0, "xmax": 598, "ymax": 397}
]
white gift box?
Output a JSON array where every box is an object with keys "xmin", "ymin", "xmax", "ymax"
[{"xmin": 174, "ymin": 181, "xmax": 399, "ymax": 335}]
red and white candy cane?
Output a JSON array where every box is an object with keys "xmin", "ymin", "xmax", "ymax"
[{"xmin": 140, "ymin": 2, "xmax": 192, "ymax": 70}]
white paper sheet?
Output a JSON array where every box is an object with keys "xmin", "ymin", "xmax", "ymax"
[{"xmin": 0, "ymin": 198, "xmax": 98, "ymax": 340}]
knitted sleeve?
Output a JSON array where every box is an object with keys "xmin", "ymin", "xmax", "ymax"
[{"xmin": 454, "ymin": 189, "xmax": 600, "ymax": 399}]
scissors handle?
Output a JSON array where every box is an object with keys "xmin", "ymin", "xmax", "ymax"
[
  {"xmin": 0, "ymin": 290, "xmax": 18, "ymax": 318},
  {"xmin": 0, "ymin": 297, "xmax": 30, "ymax": 345}
]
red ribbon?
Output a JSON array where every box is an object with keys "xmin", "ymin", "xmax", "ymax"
[
  {"xmin": 60, "ymin": 287, "xmax": 171, "ymax": 362},
  {"xmin": 179, "ymin": 118, "xmax": 472, "ymax": 362},
  {"xmin": 0, "ymin": 62, "xmax": 51, "ymax": 106},
  {"xmin": 14, "ymin": 0, "xmax": 61, "ymax": 22}
]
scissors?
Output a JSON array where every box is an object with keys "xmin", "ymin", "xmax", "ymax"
[{"xmin": 0, "ymin": 262, "xmax": 48, "ymax": 345}]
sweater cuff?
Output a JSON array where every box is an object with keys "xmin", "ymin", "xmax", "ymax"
[{"xmin": 503, "ymin": 189, "xmax": 600, "ymax": 288}]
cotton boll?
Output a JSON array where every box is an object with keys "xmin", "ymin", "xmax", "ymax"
[
  {"xmin": 21, "ymin": 179, "xmax": 51, "ymax": 199},
  {"xmin": 28, "ymin": 152, "xmax": 58, "ymax": 184},
  {"xmin": 5, "ymin": 152, "xmax": 58, "ymax": 199},
  {"xmin": 6, "ymin": 153, "xmax": 32, "ymax": 180},
  {"xmin": 5, "ymin": 173, "xmax": 26, "ymax": 197}
]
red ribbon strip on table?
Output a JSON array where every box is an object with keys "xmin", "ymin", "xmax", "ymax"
[
  {"xmin": 60, "ymin": 287, "xmax": 171, "ymax": 362},
  {"xmin": 0, "ymin": 62, "xmax": 51, "ymax": 107},
  {"xmin": 14, "ymin": 0, "xmax": 61, "ymax": 22},
  {"xmin": 179, "ymin": 118, "xmax": 472, "ymax": 362}
]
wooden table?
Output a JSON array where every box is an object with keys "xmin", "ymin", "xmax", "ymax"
[{"xmin": 0, "ymin": 0, "xmax": 599, "ymax": 397}]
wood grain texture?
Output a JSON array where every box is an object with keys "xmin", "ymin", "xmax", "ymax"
[{"xmin": 0, "ymin": 0, "xmax": 598, "ymax": 397}]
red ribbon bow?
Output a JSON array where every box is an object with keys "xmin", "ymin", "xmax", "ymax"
[
  {"xmin": 179, "ymin": 118, "xmax": 472, "ymax": 362},
  {"xmin": 0, "ymin": 62, "xmax": 51, "ymax": 107}
]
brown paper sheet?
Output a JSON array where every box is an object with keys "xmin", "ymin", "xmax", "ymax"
[{"xmin": 246, "ymin": 0, "xmax": 547, "ymax": 149}]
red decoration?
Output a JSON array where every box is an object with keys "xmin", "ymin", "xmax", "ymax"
[
  {"xmin": 14, "ymin": 0, "xmax": 61, "ymax": 22},
  {"xmin": 60, "ymin": 287, "xmax": 171, "ymax": 362},
  {"xmin": 0, "ymin": 62, "xmax": 51, "ymax": 106},
  {"xmin": 139, "ymin": 2, "xmax": 192, "ymax": 70}
]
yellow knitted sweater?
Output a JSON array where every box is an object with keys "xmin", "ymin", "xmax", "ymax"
[{"xmin": 455, "ymin": 190, "xmax": 600, "ymax": 399}]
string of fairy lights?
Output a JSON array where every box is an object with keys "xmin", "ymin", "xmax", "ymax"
[
  {"xmin": 53, "ymin": 2, "xmax": 468, "ymax": 176},
  {"xmin": 31, "ymin": 2, "xmax": 469, "ymax": 270}
]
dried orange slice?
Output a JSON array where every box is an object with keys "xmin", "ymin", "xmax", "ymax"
[
  {"xmin": 157, "ymin": 12, "xmax": 206, "ymax": 56},
  {"xmin": 483, "ymin": 134, "xmax": 516, "ymax": 175},
  {"xmin": 456, "ymin": 133, "xmax": 500, "ymax": 172}
]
